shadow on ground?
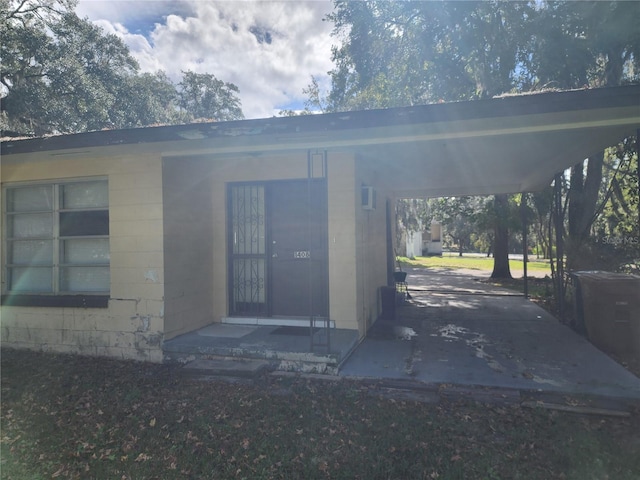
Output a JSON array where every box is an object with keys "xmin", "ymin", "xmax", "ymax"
[{"xmin": 340, "ymin": 268, "xmax": 640, "ymax": 407}]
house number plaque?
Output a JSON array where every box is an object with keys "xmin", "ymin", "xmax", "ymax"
[{"xmin": 293, "ymin": 250, "xmax": 311, "ymax": 259}]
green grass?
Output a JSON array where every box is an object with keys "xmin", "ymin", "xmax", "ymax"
[
  {"xmin": 2, "ymin": 348, "xmax": 639, "ymax": 480},
  {"xmin": 399, "ymin": 254, "xmax": 551, "ymax": 274},
  {"xmin": 399, "ymin": 254, "xmax": 554, "ymax": 310}
]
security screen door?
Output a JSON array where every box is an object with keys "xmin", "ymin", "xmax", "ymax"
[{"xmin": 228, "ymin": 180, "xmax": 328, "ymax": 318}]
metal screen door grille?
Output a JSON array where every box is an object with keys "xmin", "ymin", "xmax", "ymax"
[{"xmin": 230, "ymin": 185, "xmax": 266, "ymax": 315}]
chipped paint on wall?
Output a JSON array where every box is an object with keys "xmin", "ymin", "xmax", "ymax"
[{"xmin": 144, "ymin": 269, "xmax": 159, "ymax": 283}]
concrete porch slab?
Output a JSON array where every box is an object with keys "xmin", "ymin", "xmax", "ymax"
[
  {"xmin": 197, "ymin": 324, "xmax": 259, "ymax": 338},
  {"xmin": 163, "ymin": 324, "xmax": 360, "ymax": 374}
]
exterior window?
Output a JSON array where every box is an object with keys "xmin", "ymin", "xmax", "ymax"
[{"xmin": 5, "ymin": 180, "xmax": 109, "ymax": 294}]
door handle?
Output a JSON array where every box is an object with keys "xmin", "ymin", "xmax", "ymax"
[{"xmin": 272, "ymin": 253, "xmax": 278, "ymax": 258}]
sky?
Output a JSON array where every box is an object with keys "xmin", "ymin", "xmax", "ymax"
[{"xmin": 76, "ymin": 0, "xmax": 337, "ymax": 119}]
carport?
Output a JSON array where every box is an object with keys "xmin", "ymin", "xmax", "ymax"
[
  {"xmin": 329, "ymin": 85, "xmax": 640, "ymax": 353},
  {"xmin": 334, "ymin": 86, "xmax": 640, "ymax": 401},
  {"xmin": 290, "ymin": 85, "xmax": 640, "ymax": 198},
  {"xmin": 340, "ymin": 268, "xmax": 640, "ymax": 406}
]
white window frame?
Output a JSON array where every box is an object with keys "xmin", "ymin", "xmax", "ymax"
[{"xmin": 2, "ymin": 178, "xmax": 110, "ymax": 296}]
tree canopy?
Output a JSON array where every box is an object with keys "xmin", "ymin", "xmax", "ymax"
[
  {"xmin": 314, "ymin": 0, "xmax": 639, "ymax": 279},
  {"xmin": 322, "ymin": 0, "xmax": 533, "ymax": 110},
  {"xmin": 312, "ymin": 0, "xmax": 639, "ymax": 112},
  {"xmin": 178, "ymin": 71, "xmax": 244, "ymax": 123},
  {"xmin": 0, "ymin": 0, "xmax": 244, "ymax": 136}
]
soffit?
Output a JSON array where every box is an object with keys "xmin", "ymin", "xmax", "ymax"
[{"xmin": 1, "ymin": 86, "xmax": 638, "ymax": 197}]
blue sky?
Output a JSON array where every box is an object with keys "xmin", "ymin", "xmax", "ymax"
[{"xmin": 76, "ymin": 0, "xmax": 336, "ymax": 118}]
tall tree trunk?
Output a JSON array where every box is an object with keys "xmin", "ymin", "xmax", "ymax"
[
  {"xmin": 491, "ymin": 194, "xmax": 512, "ymax": 279},
  {"xmin": 567, "ymin": 153, "xmax": 604, "ymax": 270}
]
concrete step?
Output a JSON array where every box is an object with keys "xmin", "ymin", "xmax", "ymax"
[
  {"xmin": 182, "ymin": 358, "xmax": 271, "ymax": 379},
  {"xmin": 164, "ymin": 338, "xmax": 356, "ymax": 375},
  {"xmin": 163, "ymin": 325, "xmax": 361, "ymax": 375}
]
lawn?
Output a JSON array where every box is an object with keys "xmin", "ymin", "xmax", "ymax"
[
  {"xmin": 2, "ymin": 348, "xmax": 639, "ymax": 480},
  {"xmin": 399, "ymin": 255, "xmax": 553, "ymax": 299},
  {"xmin": 399, "ymin": 254, "xmax": 551, "ymax": 274}
]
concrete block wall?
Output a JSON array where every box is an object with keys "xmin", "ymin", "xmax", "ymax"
[
  {"xmin": 1, "ymin": 150, "xmax": 165, "ymax": 362},
  {"xmin": 327, "ymin": 153, "xmax": 359, "ymax": 331},
  {"xmin": 355, "ymin": 155, "xmax": 392, "ymax": 335},
  {"xmin": 0, "ymin": 146, "xmax": 366, "ymax": 359},
  {"xmin": 162, "ymin": 157, "xmax": 215, "ymax": 340}
]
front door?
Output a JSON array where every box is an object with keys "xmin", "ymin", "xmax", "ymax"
[
  {"xmin": 270, "ymin": 180, "xmax": 328, "ymax": 318},
  {"xmin": 228, "ymin": 180, "xmax": 328, "ymax": 318}
]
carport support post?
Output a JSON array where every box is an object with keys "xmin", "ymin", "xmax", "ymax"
[
  {"xmin": 521, "ymin": 193, "xmax": 529, "ymax": 298},
  {"xmin": 307, "ymin": 149, "xmax": 330, "ymax": 353}
]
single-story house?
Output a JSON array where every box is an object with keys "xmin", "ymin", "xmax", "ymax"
[{"xmin": 1, "ymin": 85, "xmax": 639, "ymax": 363}]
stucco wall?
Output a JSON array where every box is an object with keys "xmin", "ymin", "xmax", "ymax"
[
  {"xmin": 1, "ymin": 151, "xmax": 165, "ymax": 361},
  {"xmin": 162, "ymin": 157, "xmax": 215, "ymax": 340}
]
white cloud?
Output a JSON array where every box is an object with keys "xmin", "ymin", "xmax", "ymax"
[{"xmin": 77, "ymin": 0, "xmax": 336, "ymax": 118}]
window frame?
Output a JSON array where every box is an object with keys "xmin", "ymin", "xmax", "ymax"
[{"xmin": 2, "ymin": 178, "xmax": 110, "ymax": 308}]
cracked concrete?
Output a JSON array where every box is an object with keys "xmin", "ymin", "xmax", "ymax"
[{"xmin": 340, "ymin": 267, "xmax": 640, "ymax": 404}]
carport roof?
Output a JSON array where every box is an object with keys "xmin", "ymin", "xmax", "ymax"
[{"xmin": 2, "ymin": 85, "xmax": 639, "ymax": 196}]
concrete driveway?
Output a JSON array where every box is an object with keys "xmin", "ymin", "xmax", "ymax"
[{"xmin": 340, "ymin": 267, "xmax": 640, "ymax": 404}]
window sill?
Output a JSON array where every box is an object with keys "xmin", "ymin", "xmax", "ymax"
[{"xmin": 1, "ymin": 294, "xmax": 109, "ymax": 308}]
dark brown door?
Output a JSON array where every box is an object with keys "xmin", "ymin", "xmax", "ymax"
[{"xmin": 269, "ymin": 180, "xmax": 328, "ymax": 318}]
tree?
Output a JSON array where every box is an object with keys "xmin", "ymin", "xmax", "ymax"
[
  {"xmin": 2, "ymin": 1, "xmax": 138, "ymax": 134},
  {"xmin": 395, "ymin": 198, "xmax": 429, "ymax": 256},
  {"xmin": 1, "ymin": 0, "xmax": 74, "ymax": 134},
  {"xmin": 317, "ymin": 1, "xmax": 535, "ymax": 277},
  {"xmin": 531, "ymin": 1, "xmax": 640, "ymax": 273},
  {"xmin": 428, "ymin": 197, "xmax": 480, "ymax": 257},
  {"xmin": 531, "ymin": 186, "xmax": 554, "ymax": 259},
  {"xmin": 595, "ymin": 140, "xmax": 639, "ymax": 242},
  {"xmin": 315, "ymin": 0, "xmax": 534, "ymax": 112},
  {"xmin": 317, "ymin": 0, "xmax": 639, "ymax": 281},
  {"xmin": 530, "ymin": 1, "xmax": 640, "ymax": 90},
  {"xmin": 111, "ymin": 71, "xmax": 181, "ymax": 128},
  {"xmin": 587, "ymin": 140, "xmax": 640, "ymax": 272},
  {"xmin": 489, "ymin": 194, "xmax": 515, "ymax": 279},
  {"xmin": 1, "ymin": 0, "xmax": 245, "ymax": 135},
  {"xmin": 178, "ymin": 71, "xmax": 244, "ymax": 122}
]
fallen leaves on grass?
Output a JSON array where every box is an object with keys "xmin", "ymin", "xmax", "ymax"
[
  {"xmin": 1, "ymin": 348, "xmax": 639, "ymax": 480},
  {"xmin": 134, "ymin": 452, "xmax": 152, "ymax": 462}
]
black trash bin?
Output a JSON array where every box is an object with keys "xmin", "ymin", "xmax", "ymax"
[{"xmin": 380, "ymin": 286, "xmax": 396, "ymax": 321}]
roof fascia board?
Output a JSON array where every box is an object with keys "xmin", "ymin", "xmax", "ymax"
[
  {"xmin": 1, "ymin": 85, "xmax": 638, "ymax": 157},
  {"xmin": 160, "ymin": 105, "xmax": 639, "ymax": 158}
]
